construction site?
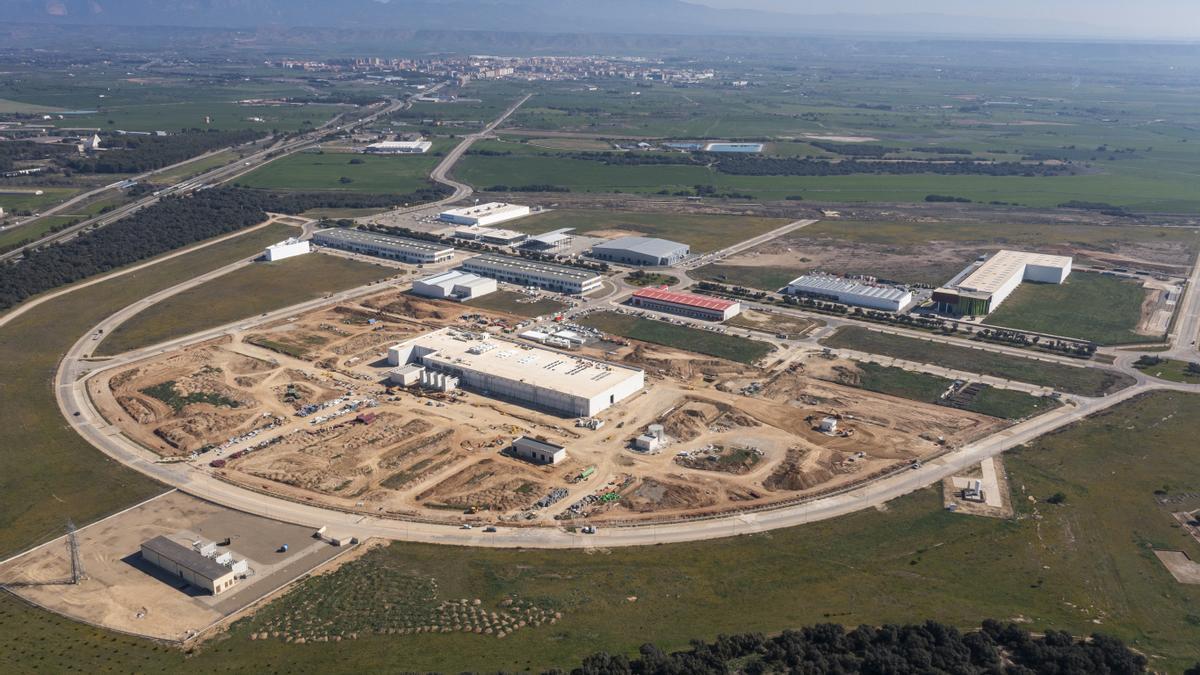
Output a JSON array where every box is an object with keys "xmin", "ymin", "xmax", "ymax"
[{"xmin": 88, "ymin": 286, "xmax": 1009, "ymax": 526}]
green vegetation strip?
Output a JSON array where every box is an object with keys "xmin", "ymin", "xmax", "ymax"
[
  {"xmin": 0, "ymin": 223, "xmax": 295, "ymax": 559},
  {"xmin": 984, "ymin": 271, "xmax": 1157, "ymax": 345},
  {"xmin": 580, "ymin": 311, "xmax": 773, "ymax": 364},
  {"xmin": 821, "ymin": 326, "xmax": 1134, "ymax": 396},
  {"xmin": 6, "ymin": 392, "xmax": 1199, "ymax": 671},
  {"xmin": 505, "ymin": 209, "xmax": 789, "ymax": 253},
  {"xmin": 238, "ymin": 151, "xmax": 443, "ymax": 194},
  {"xmin": 850, "ymin": 362, "xmax": 1055, "ymax": 420},
  {"xmin": 97, "ymin": 253, "xmax": 394, "ymax": 355},
  {"xmin": 1132, "ymin": 356, "xmax": 1200, "ymax": 383},
  {"xmin": 140, "ymin": 380, "xmax": 240, "ymax": 412}
]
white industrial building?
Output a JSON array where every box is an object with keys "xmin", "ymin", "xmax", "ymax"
[
  {"xmin": 412, "ymin": 270, "xmax": 497, "ymax": 301},
  {"xmin": 512, "ymin": 436, "xmax": 567, "ymax": 465},
  {"xmin": 933, "ymin": 250, "xmax": 1073, "ymax": 316},
  {"xmin": 140, "ymin": 536, "xmax": 247, "ymax": 596},
  {"xmin": 439, "ymin": 202, "xmax": 532, "ymax": 228},
  {"xmin": 461, "ymin": 253, "xmax": 603, "ymax": 295},
  {"xmin": 312, "ymin": 228, "xmax": 455, "ymax": 264},
  {"xmin": 387, "ymin": 328, "xmax": 644, "ymax": 417},
  {"xmin": 364, "ymin": 139, "xmax": 432, "ymax": 154},
  {"xmin": 263, "ymin": 238, "xmax": 311, "ymax": 262},
  {"xmin": 590, "ymin": 236, "xmax": 690, "ymax": 266},
  {"xmin": 786, "ymin": 275, "xmax": 913, "ymax": 312}
]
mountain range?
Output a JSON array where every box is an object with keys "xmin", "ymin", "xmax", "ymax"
[{"xmin": 0, "ymin": 0, "xmax": 1117, "ymax": 40}]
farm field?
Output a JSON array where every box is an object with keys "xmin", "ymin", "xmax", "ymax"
[
  {"xmin": 820, "ymin": 326, "xmax": 1134, "ymax": 396},
  {"xmin": 4, "ymin": 392, "xmax": 1199, "ymax": 671},
  {"xmin": 983, "ymin": 271, "xmax": 1157, "ymax": 345},
  {"xmin": 97, "ymin": 252, "xmax": 397, "ymax": 355},
  {"xmin": 238, "ymin": 149, "xmax": 446, "ymax": 194},
  {"xmin": 508, "ymin": 208, "xmax": 790, "ymax": 253},
  {"xmin": 0, "ymin": 222, "xmax": 297, "ymax": 559},
  {"xmin": 153, "ymin": 149, "xmax": 241, "ymax": 184},
  {"xmin": 0, "ymin": 188, "xmax": 82, "ymax": 215},
  {"xmin": 825, "ymin": 361, "xmax": 1055, "ymax": 420},
  {"xmin": 713, "ymin": 219, "xmax": 1200, "ymax": 286},
  {"xmin": 579, "ymin": 311, "xmax": 774, "ymax": 364},
  {"xmin": 0, "ymin": 216, "xmax": 77, "ymax": 250},
  {"xmin": 463, "ymin": 289, "xmax": 567, "ymax": 318}
]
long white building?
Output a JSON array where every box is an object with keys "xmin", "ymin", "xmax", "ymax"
[
  {"xmin": 263, "ymin": 238, "xmax": 311, "ymax": 262},
  {"xmin": 364, "ymin": 139, "xmax": 432, "ymax": 154},
  {"xmin": 461, "ymin": 253, "xmax": 603, "ymax": 295},
  {"xmin": 934, "ymin": 250, "xmax": 1073, "ymax": 316},
  {"xmin": 312, "ymin": 228, "xmax": 455, "ymax": 265},
  {"xmin": 786, "ymin": 275, "xmax": 913, "ymax": 312},
  {"xmin": 388, "ymin": 328, "xmax": 644, "ymax": 417},
  {"xmin": 439, "ymin": 202, "xmax": 531, "ymax": 227}
]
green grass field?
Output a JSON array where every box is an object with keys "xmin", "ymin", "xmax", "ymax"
[
  {"xmin": 845, "ymin": 362, "xmax": 1055, "ymax": 420},
  {"xmin": 508, "ymin": 209, "xmax": 789, "ymax": 253},
  {"xmin": 238, "ymin": 150, "xmax": 444, "ymax": 193},
  {"xmin": 821, "ymin": 326, "xmax": 1134, "ymax": 396},
  {"xmin": 463, "ymin": 290, "xmax": 567, "ymax": 318},
  {"xmin": 580, "ymin": 311, "xmax": 773, "ymax": 364},
  {"xmin": 97, "ymin": 253, "xmax": 395, "ymax": 355},
  {"xmin": 692, "ymin": 263, "xmax": 799, "ymax": 291},
  {"xmin": 984, "ymin": 271, "xmax": 1157, "ymax": 345},
  {"xmin": 0, "ymin": 188, "xmax": 81, "ymax": 214},
  {"xmin": 0, "ymin": 216, "xmax": 77, "ymax": 249},
  {"xmin": 6, "ymin": 391, "xmax": 1200, "ymax": 672},
  {"xmin": 1133, "ymin": 357, "xmax": 1200, "ymax": 383},
  {"xmin": 0, "ymin": 223, "xmax": 296, "ymax": 560},
  {"xmin": 152, "ymin": 149, "xmax": 240, "ymax": 184}
]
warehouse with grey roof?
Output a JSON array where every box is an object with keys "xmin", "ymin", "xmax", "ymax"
[
  {"xmin": 786, "ymin": 275, "xmax": 913, "ymax": 312},
  {"xmin": 590, "ymin": 236, "xmax": 690, "ymax": 266},
  {"xmin": 461, "ymin": 253, "xmax": 603, "ymax": 294},
  {"xmin": 312, "ymin": 228, "xmax": 454, "ymax": 265}
]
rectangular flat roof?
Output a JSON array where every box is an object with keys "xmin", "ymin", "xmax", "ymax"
[
  {"xmin": 441, "ymin": 202, "xmax": 528, "ymax": 218},
  {"xmin": 315, "ymin": 228, "xmax": 454, "ymax": 255},
  {"xmin": 592, "ymin": 236, "xmax": 689, "ymax": 257},
  {"xmin": 142, "ymin": 536, "xmax": 231, "ymax": 580},
  {"xmin": 398, "ymin": 328, "xmax": 642, "ymax": 399},
  {"xmin": 464, "ymin": 253, "xmax": 601, "ymax": 283},
  {"xmin": 788, "ymin": 275, "xmax": 911, "ymax": 302},
  {"xmin": 632, "ymin": 287, "xmax": 738, "ymax": 312},
  {"xmin": 514, "ymin": 436, "xmax": 565, "ymax": 452},
  {"xmin": 949, "ymin": 250, "xmax": 1073, "ymax": 294},
  {"xmin": 367, "ymin": 140, "xmax": 429, "ymax": 148}
]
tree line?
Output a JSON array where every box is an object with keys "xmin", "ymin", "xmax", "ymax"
[
  {"xmin": 562, "ymin": 620, "xmax": 1147, "ymax": 675},
  {"xmin": 64, "ymin": 129, "xmax": 265, "ymax": 174},
  {"xmin": 712, "ymin": 156, "xmax": 1072, "ymax": 177},
  {"xmin": 0, "ymin": 185, "xmax": 450, "ymax": 311}
]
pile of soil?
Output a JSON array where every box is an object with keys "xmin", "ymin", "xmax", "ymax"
[{"xmin": 763, "ymin": 447, "xmax": 835, "ymax": 492}]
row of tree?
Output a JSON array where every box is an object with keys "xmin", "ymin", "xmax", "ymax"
[
  {"xmin": 0, "ymin": 185, "xmax": 450, "ymax": 311},
  {"xmin": 64, "ymin": 129, "xmax": 266, "ymax": 174},
  {"xmin": 712, "ymin": 156, "xmax": 1072, "ymax": 177},
  {"xmin": 566, "ymin": 620, "xmax": 1147, "ymax": 675}
]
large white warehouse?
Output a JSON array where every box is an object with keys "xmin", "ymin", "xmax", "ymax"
[
  {"xmin": 786, "ymin": 275, "xmax": 913, "ymax": 312},
  {"xmin": 388, "ymin": 328, "xmax": 644, "ymax": 417},
  {"xmin": 933, "ymin": 250, "xmax": 1073, "ymax": 316},
  {"xmin": 313, "ymin": 228, "xmax": 455, "ymax": 265},
  {"xmin": 364, "ymin": 139, "xmax": 432, "ymax": 154},
  {"xmin": 412, "ymin": 270, "xmax": 497, "ymax": 300},
  {"xmin": 440, "ymin": 202, "xmax": 531, "ymax": 228},
  {"xmin": 590, "ymin": 236, "xmax": 690, "ymax": 267},
  {"xmin": 263, "ymin": 238, "xmax": 311, "ymax": 262}
]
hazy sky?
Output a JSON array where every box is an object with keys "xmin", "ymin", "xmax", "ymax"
[{"xmin": 694, "ymin": 0, "xmax": 1200, "ymax": 39}]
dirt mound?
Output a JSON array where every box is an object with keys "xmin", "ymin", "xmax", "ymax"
[
  {"xmin": 227, "ymin": 354, "xmax": 278, "ymax": 375},
  {"xmin": 674, "ymin": 444, "xmax": 764, "ymax": 475},
  {"xmin": 154, "ymin": 410, "xmax": 255, "ymax": 454},
  {"xmin": 661, "ymin": 399, "xmax": 760, "ymax": 442},
  {"xmin": 116, "ymin": 396, "xmax": 161, "ymax": 424},
  {"xmin": 364, "ymin": 294, "xmax": 451, "ymax": 321},
  {"xmin": 417, "ymin": 459, "xmax": 541, "ymax": 511},
  {"xmin": 623, "ymin": 345, "xmax": 752, "ymax": 381},
  {"xmin": 621, "ymin": 477, "xmax": 717, "ymax": 513},
  {"xmin": 763, "ymin": 447, "xmax": 835, "ymax": 492}
]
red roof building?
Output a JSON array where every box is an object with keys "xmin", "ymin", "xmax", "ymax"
[{"xmin": 628, "ymin": 287, "xmax": 741, "ymax": 321}]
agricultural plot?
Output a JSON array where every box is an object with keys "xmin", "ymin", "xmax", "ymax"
[
  {"xmin": 97, "ymin": 253, "xmax": 397, "ymax": 356},
  {"xmin": 238, "ymin": 150, "xmax": 445, "ymax": 194},
  {"xmin": 0, "ymin": 187, "xmax": 82, "ymax": 214},
  {"xmin": 820, "ymin": 326, "xmax": 1134, "ymax": 397},
  {"xmin": 508, "ymin": 208, "xmax": 790, "ymax": 253},
  {"xmin": 983, "ymin": 271, "xmax": 1158, "ymax": 345}
]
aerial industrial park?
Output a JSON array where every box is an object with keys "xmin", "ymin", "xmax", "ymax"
[{"xmin": 1, "ymin": 9, "xmax": 1199, "ymax": 672}]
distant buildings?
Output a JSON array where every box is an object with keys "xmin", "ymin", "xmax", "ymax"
[
  {"xmin": 313, "ymin": 228, "xmax": 454, "ymax": 265},
  {"xmin": 363, "ymin": 139, "xmax": 432, "ymax": 154},
  {"xmin": 933, "ymin": 250, "xmax": 1073, "ymax": 316},
  {"xmin": 629, "ymin": 287, "xmax": 741, "ymax": 321},
  {"xmin": 263, "ymin": 238, "xmax": 311, "ymax": 262},
  {"xmin": 590, "ymin": 236, "xmax": 690, "ymax": 267},
  {"xmin": 439, "ymin": 202, "xmax": 531, "ymax": 228},
  {"xmin": 786, "ymin": 275, "xmax": 913, "ymax": 312},
  {"xmin": 703, "ymin": 142, "xmax": 763, "ymax": 153}
]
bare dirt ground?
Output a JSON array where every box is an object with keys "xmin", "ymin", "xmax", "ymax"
[
  {"xmin": 92, "ymin": 289, "xmax": 1007, "ymax": 527},
  {"xmin": 942, "ymin": 456, "xmax": 1014, "ymax": 518},
  {"xmin": 0, "ymin": 491, "xmax": 345, "ymax": 641},
  {"xmin": 1155, "ymin": 551, "xmax": 1200, "ymax": 584}
]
